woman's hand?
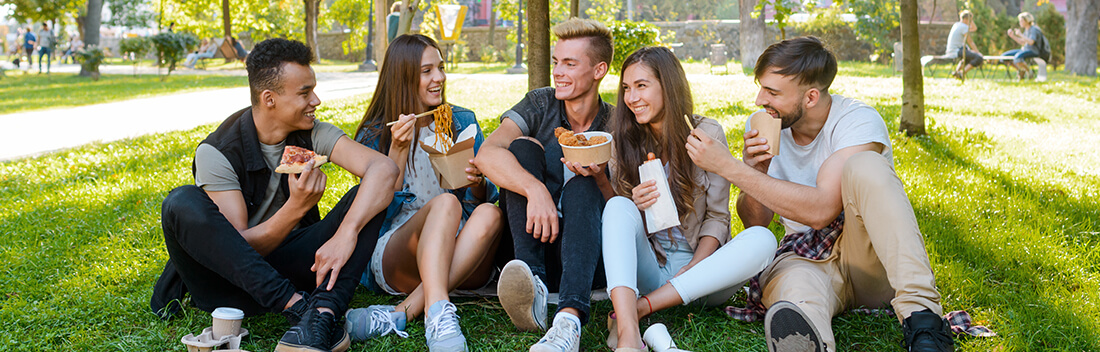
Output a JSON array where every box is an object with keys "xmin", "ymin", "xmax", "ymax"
[
  {"xmin": 631, "ymin": 180, "xmax": 659, "ymax": 211},
  {"xmin": 389, "ymin": 114, "xmax": 417, "ymax": 149},
  {"xmin": 465, "ymin": 158, "xmax": 486, "ymax": 186}
]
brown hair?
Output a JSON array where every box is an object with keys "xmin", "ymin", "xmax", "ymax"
[
  {"xmin": 610, "ymin": 46, "xmax": 697, "ymax": 222},
  {"xmin": 754, "ymin": 36, "xmax": 837, "ymax": 93},
  {"xmin": 354, "ymin": 34, "xmax": 445, "ymax": 155},
  {"xmin": 959, "ymin": 10, "xmax": 972, "ymax": 21},
  {"xmin": 552, "ymin": 18, "xmax": 614, "ymax": 67}
]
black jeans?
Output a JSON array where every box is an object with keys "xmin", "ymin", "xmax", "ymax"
[
  {"xmin": 156, "ymin": 184, "xmax": 381, "ymax": 317},
  {"xmin": 499, "ymin": 138, "xmax": 605, "ymax": 325},
  {"xmin": 958, "ymin": 46, "xmax": 984, "ymax": 67}
]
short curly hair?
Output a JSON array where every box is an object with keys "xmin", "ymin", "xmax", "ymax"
[{"xmin": 246, "ymin": 38, "xmax": 314, "ymax": 106}]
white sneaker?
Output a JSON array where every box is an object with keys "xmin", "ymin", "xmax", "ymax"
[
  {"xmin": 530, "ymin": 314, "xmax": 581, "ymax": 352},
  {"xmin": 499, "ymin": 259, "xmax": 548, "ymax": 332}
]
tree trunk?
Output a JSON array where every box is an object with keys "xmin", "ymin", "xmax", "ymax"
[
  {"xmin": 528, "ymin": 0, "xmax": 550, "ymax": 89},
  {"xmin": 80, "ymin": 0, "xmax": 103, "ymax": 77},
  {"xmin": 488, "ymin": 0, "xmax": 496, "ymax": 47},
  {"xmin": 739, "ymin": 0, "xmax": 765, "ymax": 72},
  {"xmin": 374, "ymin": 0, "xmax": 389, "ymax": 64},
  {"xmin": 304, "ymin": 0, "xmax": 320, "ymax": 62},
  {"xmin": 397, "ymin": 0, "xmax": 422, "ymax": 36},
  {"xmin": 222, "ymin": 0, "xmax": 232, "ymax": 37},
  {"xmin": 570, "ymin": 0, "xmax": 579, "ymax": 18},
  {"xmin": 1064, "ymin": 0, "xmax": 1098, "ymax": 76},
  {"xmin": 899, "ymin": 0, "xmax": 924, "ymax": 136}
]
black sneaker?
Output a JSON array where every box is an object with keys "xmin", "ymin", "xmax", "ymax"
[
  {"xmin": 276, "ymin": 308, "xmax": 351, "ymax": 352},
  {"xmin": 281, "ymin": 291, "xmax": 311, "ymax": 326},
  {"xmin": 901, "ymin": 309, "xmax": 954, "ymax": 352},
  {"xmin": 765, "ymin": 301, "xmax": 826, "ymax": 352}
]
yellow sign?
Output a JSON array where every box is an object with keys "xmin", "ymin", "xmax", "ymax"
[{"xmin": 435, "ymin": 4, "xmax": 467, "ymax": 41}]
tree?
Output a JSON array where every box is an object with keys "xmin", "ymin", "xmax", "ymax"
[
  {"xmin": 106, "ymin": 0, "xmax": 156, "ymax": 28},
  {"xmin": 222, "ymin": 0, "xmax": 232, "ymax": 37},
  {"xmin": 304, "ymin": 0, "xmax": 321, "ymax": 61},
  {"xmin": 740, "ymin": 0, "xmax": 765, "ymax": 72},
  {"xmin": 755, "ymin": 0, "xmax": 798, "ymax": 40},
  {"xmin": 396, "ymin": 0, "xmax": 422, "ymax": 36},
  {"xmin": 162, "ymin": 0, "xmax": 305, "ymax": 44},
  {"xmin": 1064, "ymin": 0, "xmax": 1098, "ymax": 76},
  {"xmin": 898, "ymin": 0, "xmax": 923, "ymax": 135},
  {"xmin": 528, "ymin": 0, "xmax": 549, "ymax": 89}
]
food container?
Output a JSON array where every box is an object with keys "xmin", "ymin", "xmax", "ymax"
[
  {"xmin": 560, "ymin": 131, "xmax": 613, "ymax": 166},
  {"xmin": 749, "ymin": 110, "xmax": 781, "ymax": 156}
]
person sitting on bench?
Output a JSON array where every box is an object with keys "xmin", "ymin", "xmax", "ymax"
[{"xmin": 946, "ymin": 10, "xmax": 983, "ymax": 81}]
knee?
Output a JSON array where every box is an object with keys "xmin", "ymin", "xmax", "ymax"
[
  {"xmin": 562, "ymin": 176, "xmax": 599, "ymax": 201},
  {"xmin": 601, "ymin": 196, "xmax": 640, "ymax": 235},
  {"xmin": 429, "ymin": 193, "xmax": 462, "ymax": 218},
  {"xmin": 161, "ymin": 185, "xmax": 208, "ymax": 223},
  {"xmin": 508, "ymin": 137, "xmax": 544, "ymax": 154},
  {"xmin": 735, "ymin": 226, "xmax": 779, "ymax": 264},
  {"xmin": 842, "ymin": 151, "xmax": 892, "ymax": 187},
  {"xmin": 473, "ymin": 203, "xmax": 504, "ymax": 234}
]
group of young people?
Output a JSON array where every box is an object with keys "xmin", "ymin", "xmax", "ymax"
[
  {"xmin": 150, "ymin": 17, "xmax": 955, "ymax": 352},
  {"xmin": 946, "ymin": 10, "xmax": 1050, "ymax": 82}
]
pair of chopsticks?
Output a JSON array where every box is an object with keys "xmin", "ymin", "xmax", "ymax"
[{"xmin": 385, "ymin": 106, "xmax": 443, "ymax": 126}]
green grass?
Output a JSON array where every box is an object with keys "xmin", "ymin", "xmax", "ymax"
[
  {"xmin": 0, "ymin": 74, "xmax": 247, "ymax": 115},
  {"xmin": 1, "ymin": 63, "xmax": 1099, "ymax": 351}
]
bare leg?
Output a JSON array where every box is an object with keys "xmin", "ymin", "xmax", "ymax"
[
  {"xmin": 381, "ymin": 194, "xmax": 462, "ymax": 319},
  {"xmin": 609, "ymin": 287, "xmax": 645, "ymax": 349},
  {"xmin": 393, "ymin": 203, "xmax": 504, "ymax": 320}
]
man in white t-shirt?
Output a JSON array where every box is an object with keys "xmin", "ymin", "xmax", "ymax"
[
  {"xmin": 945, "ymin": 10, "xmax": 984, "ymax": 81},
  {"xmin": 150, "ymin": 38, "xmax": 398, "ymax": 352},
  {"xmin": 687, "ymin": 37, "xmax": 952, "ymax": 352}
]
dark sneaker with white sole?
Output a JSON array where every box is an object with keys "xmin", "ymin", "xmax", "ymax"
[
  {"xmin": 276, "ymin": 308, "xmax": 351, "ymax": 352},
  {"xmin": 765, "ymin": 301, "xmax": 826, "ymax": 352},
  {"xmin": 901, "ymin": 309, "xmax": 954, "ymax": 352}
]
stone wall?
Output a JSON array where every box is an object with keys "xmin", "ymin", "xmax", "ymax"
[{"xmin": 317, "ymin": 32, "xmax": 365, "ymax": 62}]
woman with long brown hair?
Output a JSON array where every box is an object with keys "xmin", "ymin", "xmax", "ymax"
[
  {"xmin": 600, "ymin": 46, "xmax": 777, "ymax": 351},
  {"xmin": 344, "ymin": 34, "xmax": 502, "ymax": 352}
]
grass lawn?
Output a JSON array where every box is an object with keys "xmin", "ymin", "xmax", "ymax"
[
  {"xmin": 0, "ymin": 74, "xmax": 246, "ymax": 115},
  {"xmin": 1, "ymin": 63, "xmax": 1098, "ymax": 351}
]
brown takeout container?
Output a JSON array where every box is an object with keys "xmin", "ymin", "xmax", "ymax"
[
  {"xmin": 420, "ymin": 136, "xmax": 476, "ymax": 189},
  {"xmin": 749, "ymin": 110, "xmax": 781, "ymax": 156},
  {"xmin": 560, "ymin": 131, "xmax": 613, "ymax": 166}
]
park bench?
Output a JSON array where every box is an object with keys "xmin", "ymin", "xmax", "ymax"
[
  {"xmin": 920, "ymin": 54, "xmax": 990, "ymax": 79},
  {"xmin": 985, "ymin": 55, "xmax": 1048, "ymax": 82}
]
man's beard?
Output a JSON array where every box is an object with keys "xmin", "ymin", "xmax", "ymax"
[{"xmin": 764, "ymin": 104, "xmax": 804, "ymax": 129}]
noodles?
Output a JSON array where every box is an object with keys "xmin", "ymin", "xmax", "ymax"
[{"xmin": 432, "ymin": 104, "xmax": 454, "ymax": 150}]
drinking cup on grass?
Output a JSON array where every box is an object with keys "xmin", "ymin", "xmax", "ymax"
[{"xmin": 211, "ymin": 307, "xmax": 244, "ymax": 339}]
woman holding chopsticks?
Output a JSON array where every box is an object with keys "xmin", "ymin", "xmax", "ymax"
[
  {"xmin": 599, "ymin": 46, "xmax": 778, "ymax": 351},
  {"xmin": 346, "ymin": 34, "xmax": 502, "ymax": 352}
]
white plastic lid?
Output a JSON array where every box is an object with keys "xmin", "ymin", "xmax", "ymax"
[{"xmin": 211, "ymin": 307, "xmax": 244, "ymax": 320}]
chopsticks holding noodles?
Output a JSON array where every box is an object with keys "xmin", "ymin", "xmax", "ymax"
[{"xmin": 385, "ymin": 106, "xmax": 445, "ymax": 126}]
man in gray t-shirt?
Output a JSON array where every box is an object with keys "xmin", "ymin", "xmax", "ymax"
[
  {"xmin": 690, "ymin": 37, "xmax": 952, "ymax": 352},
  {"xmin": 151, "ymin": 38, "xmax": 397, "ymax": 352},
  {"xmin": 945, "ymin": 10, "xmax": 983, "ymax": 81},
  {"xmin": 34, "ymin": 23, "xmax": 55, "ymax": 74}
]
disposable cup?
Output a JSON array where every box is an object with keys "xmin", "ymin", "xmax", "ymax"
[
  {"xmin": 643, "ymin": 323, "xmax": 676, "ymax": 351},
  {"xmin": 211, "ymin": 307, "xmax": 244, "ymax": 339}
]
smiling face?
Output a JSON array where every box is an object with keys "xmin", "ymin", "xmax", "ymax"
[
  {"xmin": 270, "ymin": 62, "xmax": 321, "ymax": 131},
  {"xmin": 621, "ymin": 62, "xmax": 665, "ymax": 130},
  {"xmin": 754, "ymin": 69, "xmax": 809, "ymax": 129},
  {"xmin": 552, "ymin": 38, "xmax": 603, "ymax": 102},
  {"xmin": 417, "ymin": 46, "xmax": 446, "ymax": 110}
]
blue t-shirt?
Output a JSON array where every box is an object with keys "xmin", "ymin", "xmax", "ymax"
[{"xmin": 23, "ymin": 32, "xmax": 36, "ymax": 50}]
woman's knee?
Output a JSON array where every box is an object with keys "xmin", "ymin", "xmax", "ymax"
[
  {"xmin": 468, "ymin": 203, "xmax": 504, "ymax": 239},
  {"xmin": 601, "ymin": 197, "xmax": 643, "ymax": 236},
  {"xmin": 427, "ymin": 193, "xmax": 461, "ymax": 217}
]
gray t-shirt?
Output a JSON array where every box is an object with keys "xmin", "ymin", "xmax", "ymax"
[
  {"xmin": 194, "ymin": 121, "xmax": 346, "ymax": 227},
  {"xmin": 946, "ymin": 22, "xmax": 969, "ymax": 57},
  {"xmin": 747, "ymin": 94, "xmax": 892, "ymax": 235},
  {"xmin": 1021, "ymin": 26, "xmax": 1041, "ymax": 53},
  {"xmin": 36, "ymin": 30, "xmax": 55, "ymax": 49}
]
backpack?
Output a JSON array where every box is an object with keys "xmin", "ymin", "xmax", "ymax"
[{"xmin": 1035, "ymin": 27, "xmax": 1051, "ymax": 62}]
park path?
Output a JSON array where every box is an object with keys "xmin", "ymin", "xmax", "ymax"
[{"xmin": 0, "ymin": 65, "xmax": 383, "ymax": 161}]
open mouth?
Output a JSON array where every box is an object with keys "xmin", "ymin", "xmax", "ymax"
[
  {"xmin": 631, "ymin": 105, "xmax": 648, "ymax": 115},
  {"xmin": 305, "ymin": 112, "xmax": 316, "ymax": 119},
  {"xmin": 555, "ymin": 81, "xmax": 571, "ymax": 89},
  {"xmin": 427, "ymin": 87, "xmax": 442, "ymax": 94}
]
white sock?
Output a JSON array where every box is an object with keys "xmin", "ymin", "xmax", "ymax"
[{"xmin": 553, "ymin": 312, "xmax": 582, "ymax": 332}]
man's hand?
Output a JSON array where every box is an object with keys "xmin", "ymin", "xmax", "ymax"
[
  {"xmin": 312, "ymin": 231, "xmax": 356, "ymax": 290},
  {"xmin": 631, "ymin": 180, "xmax": 659, "ymax": 211},
  {"xmin": 686, "ymin": 129, "xmax": 735, "ymax": 174},
  {"xmin": 287, "ymin": 160, "xmax": 326, "ymax": 211},
  {"xmin": 390, "ymin": 114, "xmax": 417, "ymax": 149},
  {"xmin": 526, "ymin": 187, "xmax": 559, "ymax": 243},
  {"xmin": 742, "ymin": 129, "xmax": 774, "ymax": 173},
  {"xmin": 561, "ymin": 159, "xmax": 606, "ymax": 178}
]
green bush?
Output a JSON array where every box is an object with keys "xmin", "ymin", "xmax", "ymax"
[
  {"xmin": 796, "ymin": 6, "xmax": 873, "ymax": 61},
  {"xmin": 960, "ymin": 0, "xmax": 1016, "ymax": 56},
  {"xmin": 119, "ymin": 37, "xmax": 152, "ymax": 75},
  {"xmin": 150, "ymin": 32, "xmax": 198, "ymax": 80},
  {"xmin": 608, "ymin": 20, "xmax": 664, "ymax": 72},
  {"xmin": 74, "ymin": 45, "xmax": 107, "ymax": 80},
  {"xmin": 846, "ymin": 0, "xmax": 899, "ymax": 62}
]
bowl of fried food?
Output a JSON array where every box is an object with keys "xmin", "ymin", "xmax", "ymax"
[{"xmin": 556, "ymin": 127, "xmax": 612, "ymax": 166}]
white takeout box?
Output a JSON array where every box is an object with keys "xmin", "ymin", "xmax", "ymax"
[{"xmin": 639, "ymin": 157, "xmax": 681, "ymax": 233}]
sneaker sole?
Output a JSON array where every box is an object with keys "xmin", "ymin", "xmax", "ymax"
[
  {"xmin": 499, "ymin": 260, "xmax": 542, "ymax": 332},
  {"xmin": 765, "ymin": 301, "xmax": 826, "ymax": 352},
  {"xmin": 274, "ymin": 330, "xmax": 350, "ymax": 352}
]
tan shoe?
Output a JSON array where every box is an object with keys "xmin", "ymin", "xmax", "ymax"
[{"xmin": 606, "ymin": 312, "xmax": 618, "ymax": 350}]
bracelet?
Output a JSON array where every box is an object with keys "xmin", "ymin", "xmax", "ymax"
[{"xmin": 642, "ymin": 296, "xmax": 653, "ymax": 317}]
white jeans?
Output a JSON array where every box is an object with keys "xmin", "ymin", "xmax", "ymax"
[{"xmin": 601, "ymin": 196, "xmax": 777, "ymax": 305}]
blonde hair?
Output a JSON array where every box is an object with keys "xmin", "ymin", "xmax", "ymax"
[
  {"xmin": 552, "ymin": 18, "xmax": 614, "ymax": 67},
  {"xmin": 959, "ymin": 10, "xmax": 972, "ymax": 21},
  {"xmin": 1018, "ymin": 12, "xmax": 1034, "ymax": 26},
  {"xmin": 391, "ymin": 1, "xmax": 402, "ymax": 13}
]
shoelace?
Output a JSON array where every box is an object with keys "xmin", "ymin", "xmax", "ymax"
[
  {"xmin": 428, "ymin": 302, "xmax": 462, "ymax": 340},
  {"xmin": 310, "ymin": 312, "xmax": 336, "ymax": 348},
  {"xmin": 539, "ymin": 319, "xmax": 579, "ymax": 350},
  {"xmin": 902, "ymin": 326, "xmax": 953, "ymax": 350},
  {"xmin": 369, "ymin": 308, "xmax": 409, "ymax": 338}
]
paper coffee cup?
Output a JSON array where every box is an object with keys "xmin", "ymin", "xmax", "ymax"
[
  {"xmin": 211, "ymin": 307, "xmax": 244, "ymax": 339},
  {"xmin": 749, "ymin": 110, "xmax": 781, "ymax": 156},
  {"xmin": 643, "ymin": 323, "xmax": 677, "ymax": 352}
]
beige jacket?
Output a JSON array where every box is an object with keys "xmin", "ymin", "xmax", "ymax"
[{"xmin": 609, "ymin": 116, "xmax": 733, "ymax": 265}]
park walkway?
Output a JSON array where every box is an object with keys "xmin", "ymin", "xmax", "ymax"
[{"xmin": 0, "ymin": 65, "xmax": 382, "ymax": 161}]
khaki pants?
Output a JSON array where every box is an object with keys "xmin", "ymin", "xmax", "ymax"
[{"xmin": 759, "ymin": 152, "xmax": 942, "ymax": 351}]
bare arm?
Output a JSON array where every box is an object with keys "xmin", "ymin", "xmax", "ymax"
[
  {"xmin": 386, "ymin": 114, "xmax": 417, "ymax": 191},
  {"xmin": 736, "ymin": 191, "xmax": 774, "ymax": 228},
  {"xmin": 474, "ymin": 118, "xmax": 560, "ymax": 242}
]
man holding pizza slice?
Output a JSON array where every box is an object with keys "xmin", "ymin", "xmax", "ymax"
[{"xmin": 150, "ymin": 38, "xmax": 398, "ymax": 352}]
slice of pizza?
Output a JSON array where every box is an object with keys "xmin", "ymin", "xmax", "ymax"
[{"xmin": 274, "ymin": 145, "xmax": 329, "ymax": 174}]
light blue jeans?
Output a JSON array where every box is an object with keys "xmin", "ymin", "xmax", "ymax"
[{"xmin": 601, "ymin": 196, "xmax": 778, "ymax": 306}]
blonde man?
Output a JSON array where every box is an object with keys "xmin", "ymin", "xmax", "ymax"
[
  {"xmin": 475, "ymin": 18, "xmax": 614, "ymax": 352},
  {"xmin": 1001, "ymin": 12, "xmax": 1045, "ymax": 80},
  {"xmin": 947, "ymin": 10, "xmax": 984, "ymax": 81}
]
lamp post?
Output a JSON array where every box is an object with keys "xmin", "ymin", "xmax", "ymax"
[
  {"xmin": 358, "ymin": 0, "xmax": 378, "ymax": 72},
  {"xmin": 506, "ymin": 0, "xmax": 526, "ymax": 74}
]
